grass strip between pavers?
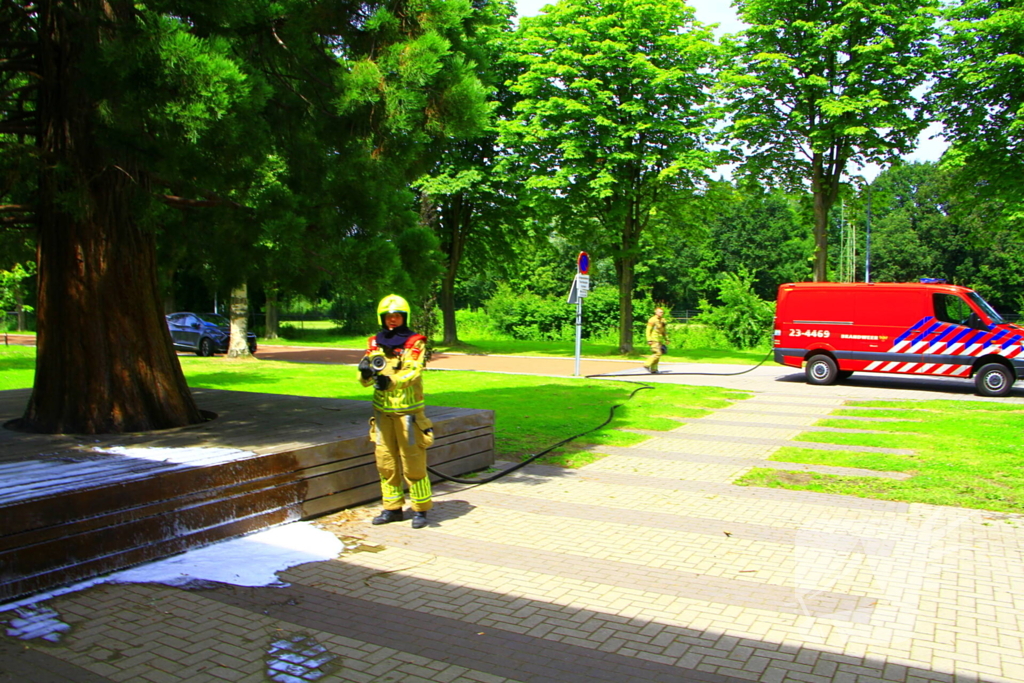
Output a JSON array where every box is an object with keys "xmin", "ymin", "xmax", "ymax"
[{"xmin": 735, "ymin": 399, "xmax": 1024, "ymax": 515}]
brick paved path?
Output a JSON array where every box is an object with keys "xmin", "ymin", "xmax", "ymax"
[{"xmin": 3, "ymin": 390, "xmax": 1023, "ymax": 683}]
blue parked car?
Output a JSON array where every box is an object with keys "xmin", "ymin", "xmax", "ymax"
[{"xmin": 166, "ymin": 312, "xmax": 257, "ymax": 356}]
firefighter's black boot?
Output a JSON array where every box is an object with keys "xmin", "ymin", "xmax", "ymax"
[
  {"xmin": 372, "ymin": 508, "xmax": 404, "ymax": 525},
  {"xmin": 411, "ymin": 511, "xmax": 428, "ymax": 529}
]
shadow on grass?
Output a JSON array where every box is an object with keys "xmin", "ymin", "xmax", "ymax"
[
  {"xmin": 0, "ymin": 356, "xmax": 35, "ymax": 371},
  {"xmin": 185, "ymin": 371, "xmax": 281, "ymax": 388}
]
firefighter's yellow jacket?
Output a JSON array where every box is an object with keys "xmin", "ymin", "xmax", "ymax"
[
  {"xmin": 646, "ymin": 314, "xmax": 668, "ymax": 344},
  {"xmin": 358, "ymin": 334, "xmax": 427, "ymax": 413}
]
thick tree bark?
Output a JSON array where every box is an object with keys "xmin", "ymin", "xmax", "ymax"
[
  {"xmin": 18, "ymin": 0, "xmax": 203, "ymax": 434},
  {"xmin": 15, "ymin": 291, "xmax": 25, "ymax": 332},
  {"xmin": 440, "ymin": 272, "xmax": 458, "ymax": 346},
  {"xmin": 431, "ymin": 191, "xmax": 466, "ymax": 346},
  {"xmin": 614, "ymin": 195, "xmax": 644, "ymax": 355},
  {"xmin": 616, "ymin": 255, "xmax": 636, "ymax": 354},
  {"xmin": 227, "ymin": 283, "xmax": 252, "ymax": 358},
  {"xmin": 810, "ymin": 151, "xmax": 844, "ymax": 283},
  {"xmin": 265, "ymin": 288, "xmax": 279, "ymax": 339}
]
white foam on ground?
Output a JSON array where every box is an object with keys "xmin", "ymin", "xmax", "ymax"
[
  {"xmin": 0, "ymin": 522, "xmax": 345, "ymax": 618},
  {"xmin": 4, "ymin": 605, "xmax": 71, "ymax": 642},
  {"xmin": 107, "ymin": 521, "xmax": 344, "ymax": 587}
]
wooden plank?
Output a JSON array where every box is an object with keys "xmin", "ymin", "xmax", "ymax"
[
  {"xmin": 0, "ymin": 466, "xmax": 305, "ymax": 553},
  {"xmin": 1, "ymin": 507, "xmax": 301, "ymax": 602},
  {"xmin": 1, "ymin": 483, "xmax": 307, "ymax": 585}
]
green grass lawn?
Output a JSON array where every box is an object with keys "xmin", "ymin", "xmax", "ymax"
[
  {"xmin": 0, "ymin": 345, "xmax": 33, "ymax": 391},
  {"xmin": 0, "ymin": 346, "xmax": 743, "ymax": 466},
  {"xmin": 735, "ymin": 400, "xmax": 1024, "ymax": 514},
  {"xmin": 263, "ymin": 331, "xmax": 775, "ymax": 365}
]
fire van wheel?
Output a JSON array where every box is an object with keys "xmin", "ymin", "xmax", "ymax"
[
  {"xmin": 805, "ymin": 355, "xmax": 838, "ymax": 386},
  {"xmin": 975, "ymin": 363, "xmax": 1013, "ymax": 397}
]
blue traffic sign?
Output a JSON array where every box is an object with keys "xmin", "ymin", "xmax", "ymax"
[{"xmin": 577, "ymin": 252, "xmax": 589, "ymax": 275}]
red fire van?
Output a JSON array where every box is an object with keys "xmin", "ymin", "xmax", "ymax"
[{"xmin": 773, "ymin": 282, "xmax": 1023, "ymax": 396}]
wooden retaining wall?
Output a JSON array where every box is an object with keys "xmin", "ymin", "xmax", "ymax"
[{"xmin": 0, "ymin": 388, "xmax": 494, "ymax": 602}]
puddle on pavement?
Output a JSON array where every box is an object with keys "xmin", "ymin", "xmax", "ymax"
[
  {"xmin": 4, "ymin": 604, "xmax": 71, "ymax": 642},
  {"xmin": 266, "ymin": 633, "xmax": 339, "ymax": 682}
]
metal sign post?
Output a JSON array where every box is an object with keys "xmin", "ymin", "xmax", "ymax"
[{"xmin": 566, "ymin": 252, "xmax": 590, "ymax": 376}]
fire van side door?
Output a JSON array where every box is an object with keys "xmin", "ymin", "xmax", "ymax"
[{"xmin": 851, "ymin": 288, "xmax": 933, "ymax": 375}]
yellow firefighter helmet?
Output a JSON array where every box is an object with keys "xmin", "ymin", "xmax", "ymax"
[{"xmin": 377, "ymin": 294, "xmax": 410, "ymax": 326}]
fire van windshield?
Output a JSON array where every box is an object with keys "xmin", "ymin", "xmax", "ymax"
[{"xmin": 968, "ymin": 291, "xmax": 1005, "ymax": 325}]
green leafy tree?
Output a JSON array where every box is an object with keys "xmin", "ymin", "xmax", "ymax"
[
  {"xmin": 414, "ymin": 0, "xmax": 519, "ymax": 345},
  {"xmin": 720, "ymin": 0, "xmax": 939, "ymax": 282},
  {"xmin": 0, "ymin": 262, "xmax": 34, "ymax": 331},
  {"xmin": 1, "ymin": 0, "xmax": 490, "ymax": 433},
  {"xmin": 500, "ymin": 0, "xmax": 722, "ymax": 353},
  {"xmin": 931, "ymin": 0, "xmax": 1024, "ymax": 226},
  {"xmin": 697, "ymin": 269, "xmax": 775, "ymax": 349},
  {"xmin": 701, "ymin": 183, "xmax": 812, "ymax": 300},
  {"xmin": 863, "ymin": 161, "xmax": 1024, "ymax": 311}
]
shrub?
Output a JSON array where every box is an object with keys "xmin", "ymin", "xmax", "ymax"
[
  {"xmin": 483, "ymin": 283, "xmax": 646, "ymax": 342},
  {"xmin": 485, "ymin": 283, "xmax": 574, "ymax": 340},
  {"xmin": 667, "ymin": 322, "xmax": 729, "ymax": 350},
  {"xmin": 697, "ymin": 271, "xmax": 775, "ymax": 349}
]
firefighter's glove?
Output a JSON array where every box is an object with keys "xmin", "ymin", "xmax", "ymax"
[
  {"xmin": 661, "ymin": 344, "xmax": 668, "ymax": 355},
  {"xmin": 375, "ymin": 374, "xmax": 392, "ymax": 391},
  {"xmin": 358, "ymin": 357, "xmax": 374, "ymax": 380}
]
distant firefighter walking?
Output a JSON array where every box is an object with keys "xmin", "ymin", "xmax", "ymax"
[
  {"xmin": 358, "ymin": 295, "xmax": 434, "ymax": 529},
  {"xmin": 643, "ymin": 307, "xmax": 669, "ymax": 374}
]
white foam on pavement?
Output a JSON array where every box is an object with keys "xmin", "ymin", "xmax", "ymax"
[{"xmin": 0, "ymin": 522, "xmax": 345, "ymax": 622}]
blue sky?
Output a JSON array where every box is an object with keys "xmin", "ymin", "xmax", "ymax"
[{"xmin": 512, "ymin": 0, "xmax": 946, "ymax": 175}]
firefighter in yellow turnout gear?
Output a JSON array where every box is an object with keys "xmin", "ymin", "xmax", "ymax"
[
  {"xmin": 358, "ymin": 295, "xmax": 434, "ymax": 529},
  {"xmin": 643, "ymin": 307, "xmax": 669, "ymax": 374}
]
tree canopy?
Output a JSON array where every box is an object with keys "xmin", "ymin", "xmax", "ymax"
[
  {"xmin": 721, "ymin": 0, "xmax": 939, "ymax": 281},
  {"xmin": 499, "ymin": 0, "xmax": 721, "ymax": 352},
  {"xmin": 931, "ymin": 0, "xmax": 1024, "ymax": 226}
]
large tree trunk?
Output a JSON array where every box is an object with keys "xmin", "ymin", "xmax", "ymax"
[
  {"xmin": 615, "ymin": 255, "xmax": 636, "ymax": 354},
  {"xmin": 18, "ymin": 0, "xmax": 203, "ymax": 434},
  {"xmin": 227, "ymin": 283, "xmax": 252, "ymax": 358},
  {"xmin": 265, "ymin": 288, "xmax": 279, "ymax": 339},
  {"xmin": 434, "ymin": 192, "xmax": 466, "ymax": 346},
  {"xmin": 810, "ymin": 151, "xmax": 843, "ymax": 283},
  {"xmin": 15, "ymin": 291, "xmax": 25, "ymax": 332},
  {"xmin": 614, "ymin": 197, "xmax": 643, "ymax": 355},
  {"xmin": 440, "ymin": 272, "xmax": 458, "ymax": 346}
]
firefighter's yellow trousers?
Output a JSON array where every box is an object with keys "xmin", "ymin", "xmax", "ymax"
[
  {"xmin": 370, "ymin": 410, "xmax": 434, "ymax": 512},
  {"xmin": 643, "ymin": 340, "xmax": 663, "ymax": 372}
]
